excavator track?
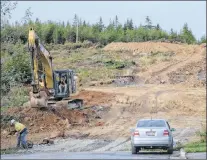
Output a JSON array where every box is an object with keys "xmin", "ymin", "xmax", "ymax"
[{"xmin": 30, "ymin": 90, "xmax": 83, "ymax": 110}]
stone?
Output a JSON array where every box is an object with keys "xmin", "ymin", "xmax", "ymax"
[{"xmin": 41, "ymin": 138, "xmax": 54, "ymax": 145}]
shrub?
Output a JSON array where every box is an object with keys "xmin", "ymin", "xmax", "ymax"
[
  {"xmin": 1, "ymin": 43, "xmax": 31, "ymax": 95},
  {"xmin": 1, "ymin": 84, "xmax": 29, "ymax": 108}
]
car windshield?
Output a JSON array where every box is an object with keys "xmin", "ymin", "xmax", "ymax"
[{"xmin": 137, "ymin": 120, "xmax": 166, "ymax": 127}]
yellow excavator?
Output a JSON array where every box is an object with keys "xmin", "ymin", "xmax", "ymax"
[{"xmin": 28, "ymin": 27, "xmax": 83, "ymax": 109}]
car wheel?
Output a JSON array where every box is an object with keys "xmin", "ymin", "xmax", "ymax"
[
  {"xmin": 167, "ymin": 142, "xmax": 173, "ymax": 154},
  {"xmin": 131, "ymin": 145, "xmax": 137, "ymax": 154},
  {"xmin": 136, "ymin": 147, "xmax": 140, "ymax": 153}
]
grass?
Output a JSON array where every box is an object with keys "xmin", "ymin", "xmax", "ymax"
[
  {"xmin": 76, "ymin": 67, "xmax": 118, "ymax": 84},
  {"xmin": 184, "ymin": 125, "xmax": 206, "ymax": 153},
  {"xmin": 52, "ymin": 48, "xmax": 136, "ymax": 85},
  {"xmin": 139, "ymin": 51, "xmax": 174, "ymax": 67},
  {"xmin": 46, "ymin": 41, "xmax": 94, "ymax": 51},
  {"xmin": 1, "ymin": 85, "xmax": 29, "ymax": 108},
  {"xmin": 184, "ymin": 141, "xmax": 206, "ymax": 153},
  {"xmin": 103, "ymin": 59, "xmax": 135, "ymax": 69}
]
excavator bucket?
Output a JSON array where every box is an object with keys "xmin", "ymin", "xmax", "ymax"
[{"xmin": 29, "ymin": 91, "xmax": 49, "ymax": 108}]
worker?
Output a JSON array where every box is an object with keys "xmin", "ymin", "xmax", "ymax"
[
  {"xmin": 59, "ymin": 76, "xmax": 67, "ymax": 94},
  {"xmin": 39, "ymin": 78, "xmax": 44, "ymax": 87},
  {"xmin": 10, "ymin": 119, "xmax": 28, "ymax": 149},
  {"xmin": 39, "ymin": 73, "xmax": 45, "ymax": 87}
]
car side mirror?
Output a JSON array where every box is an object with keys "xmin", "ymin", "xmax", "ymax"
[{"xmin": 170, "ymin": 128, "xmax": 176, "ymax": 132}]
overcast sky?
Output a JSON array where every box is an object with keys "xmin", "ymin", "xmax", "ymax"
[{"xmin": 9, "ymin": 1, "xmax": 206, "ymax": 39}]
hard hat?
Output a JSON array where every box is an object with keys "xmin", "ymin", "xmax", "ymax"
[{"xmin": 11, "ymin": 119, "xmax": 15, "ymax": 125}]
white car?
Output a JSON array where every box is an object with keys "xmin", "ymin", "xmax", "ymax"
[{"xmin": 130, "ymin": 119, "xmax": 175, "ymax": 154}]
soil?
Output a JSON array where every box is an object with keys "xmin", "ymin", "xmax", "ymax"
[{"xmin": 1, "ymin": 42, "xmax": 206, "ymax": 152}]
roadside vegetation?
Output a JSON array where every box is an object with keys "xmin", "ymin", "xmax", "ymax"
[
  {"xmin": 184, "ymin": 141, "xmax": 206, "ymax": 153},
  {"xmin": 184, "ymin": 125, "xmax": 206, "ymax": 153},
  {"xmin": 1, "ymin": 148, "xmax": 19, "ymax": 155}
]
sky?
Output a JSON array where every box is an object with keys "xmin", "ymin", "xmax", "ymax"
[{"xmin": 9, "ymin": 1, "xmax": 206, "ymax": 39}]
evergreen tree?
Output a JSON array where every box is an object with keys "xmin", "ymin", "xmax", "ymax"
[
  {"xmin": 181, "ymin": 23, "xmax": 196, "ymax": 44},
  {"xmin": 115, "ymin": 15, "xmax": 119, "ymax": 29},
  {"xmin": 145, "ymin": 16, "xmax": 152, "ymax": 29},
  {"xmin": 98, "ymin": 17, "xmax": 104, "ymax": 32},
  {"xmin": 73, "ymin": 14, "xmax": 78, "ymax": 27},
  {"xmin": 200, "ymin": 35, "xmax": 206, "ymax": 43},
  {"xmin": 156, "ymin": 24, "xmax": 160, "ymax": 30}
]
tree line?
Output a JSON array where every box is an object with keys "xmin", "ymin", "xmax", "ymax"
[{"xmin": 1, "ymin": 14, "xmax": 206, "ymax": 46}]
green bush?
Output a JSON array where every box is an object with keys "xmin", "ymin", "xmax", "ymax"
[
  {"xmin": 1, "ymin": 43, "xmax": 31, "ymax": 95},
  {"xmin": 1, "ymin": 84, "xmax": 29, "ymax": 108},
  {"xmin": 103, "ymin": 60, "xmax": 135, "ymax": 69},
  {"xmin": 184, "ymin": 141, "xmax": 206, "ymax": 153}
]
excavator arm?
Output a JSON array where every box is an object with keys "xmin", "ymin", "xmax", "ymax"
[
  {"xmin": 28, "ymin": 27, "xmax": 54, "ymax": 107},
  {"xmin": 28, "ymin": 27, "xmax": 53, "ymax": 92}
]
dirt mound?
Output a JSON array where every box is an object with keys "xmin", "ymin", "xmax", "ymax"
[
  {"xmin": 1, "ymin": 90, "xmax": 115, "ymax": 149},
  {"xmin": 1, "ymin": 90, "xmax": 115, "ymax": 131},
  {"xmin": 144, "ymin": 53, "xmax": 206, "ymax": 86},
  {"xmin": 1, "ymin": 106, "xmax": 88, "ymax": 132},
  {"xmin": 167, "ymin": 59, "xmax": 206, "ymax": 87},
  {"xmin": 72, "ymin": 90, "xmax": 115, "ymax": 107},
  {"xmin": 104, "ymin": 42, "xmax": 199, "ymax": 55}
]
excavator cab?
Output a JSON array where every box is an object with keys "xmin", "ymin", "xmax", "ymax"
[
  {"xmin": 53, "ymin": 69, "xmax": 83, "ymax": 109},
  {"xmin": 53, "ymin": 69, "xmax": 76, "ymax": 99}
]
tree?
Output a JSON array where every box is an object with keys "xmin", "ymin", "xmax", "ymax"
[
  {"xmin": 1, "ymin": 1, "xmax": 18, "ymax": 27},
  {"xmin": 124, "ymin": 19, "xmax": 133, "ymax": 30},
  {"xmin": 83, "ymin": 20, "xmax": 86, "ymax": 27},
  {"xmin": 145, "ymin": 16, "xmax": 152, "ymax": 29},
  {"xmin": 34, "ymin": 18, "xmax": 43, "ymax": 40},
  {"xmin": 66, "ymin": 21, "xmax": 70, "ymax": 26},
  {"xmin": 181, "ymin": 23, "xmax": 196, "ymax": 44},
  {"xmin": 107, "ymin": 19, "xmax": 115, "ymax": 30},
  {"xmin": 114, "ymin": 15, "xmax": 119, "ymax": 29},
  {"xmin": 156, "ymin": 24, "xmax": 161, "ymax": 30},
  {"xmin": 98, "ymin": 17, "xmax": 104, "ymax": 32},
  {"xmin": 73, "ymin": 14, "xmax": 78, "ymax": 27},
  {"xmin": 62, "ymin": 21, "xmax": 65, "ymax": 27},
  {"xmin": 169, "ymin": 28, "xmax": 178, "ymax": 40},
  {"xmin": 21, "ymin": 7, "xmax": 33, "ymax": 24},
  {"xmin": 1, "ymin": 1, "xmax": 17, "ymax": 18},
  {"xmin": 200, "ymin": 35, "xmax": 206, "ymax": 43},
  {"xmin": 43, "ymin": 23, "xmax": 56, "ymax": 43}
]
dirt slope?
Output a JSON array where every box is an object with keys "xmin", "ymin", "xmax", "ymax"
[
  {"xmin": 104, "ymin": 42, "xmax": 206, "ymax": 86},
  {"xmin": 104, "ymin": 42, "xmax": 198, "ymax": 54},
  {"xmin": 1, "ymin": 91, "xmax": 115, "ymax": 149}
]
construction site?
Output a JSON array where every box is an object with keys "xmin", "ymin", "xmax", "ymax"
[{"xmin": 1, "ymin": 41, "xmax": 206, "ymax": 153}]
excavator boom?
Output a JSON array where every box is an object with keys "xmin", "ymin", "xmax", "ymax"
[{"xmin": 28, "ymin": 28, "xmax": 53, "ymax": 91}]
